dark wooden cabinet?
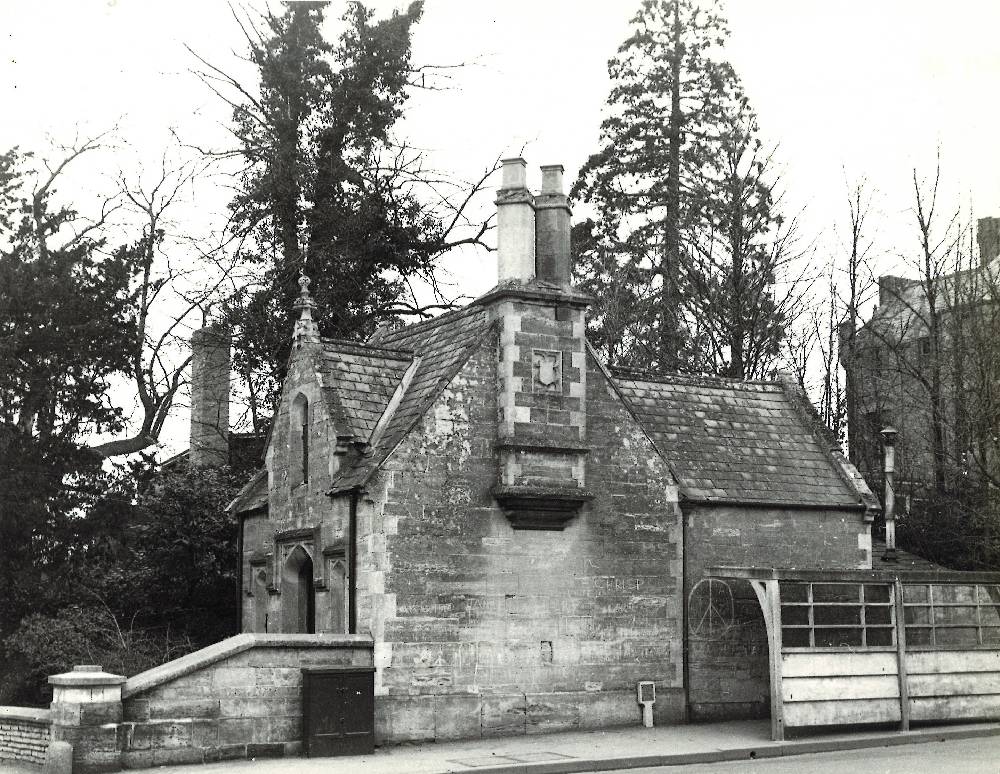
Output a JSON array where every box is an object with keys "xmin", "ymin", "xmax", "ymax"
[{"xmin": 302, "ymin": 667, "xmax": 376, "ymax": 757}]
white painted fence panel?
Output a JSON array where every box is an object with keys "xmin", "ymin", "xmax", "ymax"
[
  {"xmin": 784, "ymin": 698, "xmax": 900, "ymax": 727},
  {"xmin": 906, "ymin": 650, "xmax": 1000, "ymax": 675},
  {"xmin": 782, "ymin": 675, "xmax": 899, "ymax": 702},
  {"xmin": 782, "ymin": 651, "xmax": 897, "ymax": 678},
  {"xmin": 781, "ymin": 652, "xmax": 900, "ymax": 727}
]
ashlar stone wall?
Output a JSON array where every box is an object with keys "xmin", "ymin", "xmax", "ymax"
[
  {"xmin": 684, "ymin": 504, "xmax": 870, "ymax": 720},
  {"xmin": 119, "ymin": 634, "xmax": 372, "ymax": 769},
  {"xmin": 243, "ymin": 344, "xmax": 354, "ymax": 635},
  {"xmin": 358, "ymin": 340, "xmax": 684, "ymax": 743}
]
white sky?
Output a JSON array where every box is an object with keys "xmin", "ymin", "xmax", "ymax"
[{"xmin": 4, "ymin": 0, "xmax": 1000, "ymax": 454}]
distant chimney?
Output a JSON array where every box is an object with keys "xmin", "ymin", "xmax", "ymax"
[
  {"xmin": 496, "ymin": 158, "xmax": 535, "ymax": 283},
  {"xmin": 535, "ymin": 164, "xmax": 572, "ymax": 284},
  {"xmin": 190, "ymin": 324, "xmax": 231, "ymax": 467},
  {"xmin": 978, "ymin": 217, "xmax": 1000, "ymax": 266},
  {"xmin": 878, "ymin": 275, "xmax": 909, "ymax": 306}
]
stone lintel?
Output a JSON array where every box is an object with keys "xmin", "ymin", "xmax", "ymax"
[{"xmin": 494, "ymin": 438, "xmax": 590, "ymax": 454}]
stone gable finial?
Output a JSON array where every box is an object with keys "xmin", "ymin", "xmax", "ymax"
[{"xmin": 292, "ymin": 266, "xmax": 320, "ymax": 346}]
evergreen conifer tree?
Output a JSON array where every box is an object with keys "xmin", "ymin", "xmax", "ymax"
[{"xmin": 573, "ymin": 0, "xmax": 748, "ymax": 373}]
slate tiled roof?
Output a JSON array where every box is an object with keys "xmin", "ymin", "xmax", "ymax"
[
  {"xmin": 330, "ymin": 305, "xmax": 493, "ymax": 491},
  {"xmin": 612, "ymin": 372, "xmax": 864, "ymax": 508},
  {"xmin": 317, "ymin": 340, "xmax": 412, "ymax": 441},
  {"xmin": 871, "ymin": 540, "xmax": 943, "ymax": 571},
  {"xmin": 228, "ymin": 468, "xmax": 268, "ymax": 514}
]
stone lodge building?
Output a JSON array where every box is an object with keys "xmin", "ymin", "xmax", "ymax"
[{"xmin": 228, "ymin": 158, "xmax": 880, "ymax": 742}]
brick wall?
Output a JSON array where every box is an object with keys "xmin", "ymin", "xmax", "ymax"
[
  {"xmin": 359, "ymin": 341, "xmax": 684, "ymax": 743},
  {"xmin": 118, "ymin": 634, "xmax": 372, "ymax": 768},
  {"xmin": 684, "ymin": 504, "xmax": 870, "ymax": 720},
  {"xmin": 0, "ymin": 707, "xmax": 50, "ymax": 766}
]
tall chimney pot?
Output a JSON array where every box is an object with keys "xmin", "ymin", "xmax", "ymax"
[
  {"xmin": 540, "ymin": 164, "xmax": 564, "ymax": 194},
  {"xmin": 500, "ymin": 157, "xmax": 528, "ymax": 190},
  {"xmin": 535, "ymin": 163, "xmax": 572, "ymax": 284},
  {"xmin": 496, "ymin": 158, "xmax": 535, "ymax": 284}
]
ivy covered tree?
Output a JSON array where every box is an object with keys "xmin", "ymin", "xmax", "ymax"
[
  {"xmin": 195, "ymin": 1, "xmax": 494, "ymax": 422},
  {"xmin": 3, "ymin": 462, "xmax": 242, "ymax": 703}
]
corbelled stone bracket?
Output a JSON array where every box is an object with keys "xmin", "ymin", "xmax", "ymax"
[{"xmin": 493, "ymin": 486, "xmax": 593, "ymax": 530}]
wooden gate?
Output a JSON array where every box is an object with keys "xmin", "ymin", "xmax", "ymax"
[{"xmin": 302, "ymin": 666, "xmax": 376, "ymax": 756}]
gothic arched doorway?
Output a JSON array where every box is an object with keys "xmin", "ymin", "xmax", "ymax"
[{"xmin": 282, "ymin": 545, "xmax": 315, "ymax": 633}]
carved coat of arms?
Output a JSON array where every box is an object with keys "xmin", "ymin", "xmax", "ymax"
[{"xmin": 533, "ymin": 351, "xmax": 561, "ymax": 392}]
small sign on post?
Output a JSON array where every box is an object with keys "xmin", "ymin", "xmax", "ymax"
[{"xmin": 636, "ymin": 680, "xmax": 656, "ymax": 728}]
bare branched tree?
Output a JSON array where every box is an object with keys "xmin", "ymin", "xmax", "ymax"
[{"xmin": 90, "ymin": 150, "xmax": 243, "ymax": 457}]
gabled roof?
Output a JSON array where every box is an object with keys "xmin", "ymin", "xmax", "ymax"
[
  {"xmin": 611, "ymin": 371, "xmax": 867, "ymax": 508},
  {"xmin": 330, "ymin": 305, "xmax": 494, "ymax": 492},
  {"xmin": 317, "ymin": 339, "xmax": 412, "ymax": 442}
]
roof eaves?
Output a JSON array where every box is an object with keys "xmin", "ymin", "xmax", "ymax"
[
  {"xmin": 775, "ymin": 377, "xmax": 881, "ymax": 516},
  {"xmin": 227, "ymin": 468, "xmax": 268, "ymax": 514}
]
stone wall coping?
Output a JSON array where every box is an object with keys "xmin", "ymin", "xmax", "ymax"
[
  {"xmin": 123, "ymin": 632, "xmax": 374, "ymax": 699},
  {"xmin": 48, "ymin": 668, "xmax": 126, "ymax": 687},
  {"xmin": 0, "ymin": 706, "xmax": 51, "ymax": 724}
]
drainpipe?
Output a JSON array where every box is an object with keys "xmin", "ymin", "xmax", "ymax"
[
  {"xmin": 236, "ymin": 512, "xmax": 246, "ymax": 632},
  {"xmin": 349, "ymin": 489, "xmax": 358, "ymax": 634},
  {"xmin": 676, "ymin": 487, "xmax": 690, "ymax": 722},
  {"xmin": 881, "ymin": 426, "xmax": 898, "ymax": 562}
]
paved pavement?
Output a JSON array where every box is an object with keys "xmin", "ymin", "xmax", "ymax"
[
  {"xmin": 621, "ymin": 735, "xmax": 1000, "ymax": 773},
  {"xmin": 4, "ymin": 720, "xmax": 1000, "ymax": 774}
]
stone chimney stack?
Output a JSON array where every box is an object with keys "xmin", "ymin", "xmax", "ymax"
[
  {"xmin": 978, "ymin": 217, "xmax": 1000, "ymax": 266},
  {"xmin": 496, "ymin": 158, "xmax": 536, "ymax": 283},
  {"xmin": 535, "ymin": 164, "xmax": 572, "ymax": 284},
  {"xmin": 190, "ymin": 323, "xmax": 231, "ymax": 467}
]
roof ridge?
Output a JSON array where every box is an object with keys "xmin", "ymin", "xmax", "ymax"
[
  {"xmin": 610, "ymin": 367, "xmax": 781, "ymax": 389},
  {"xmin": 377, "ymin": 305, "xmax": 486, "ymax": 342}
]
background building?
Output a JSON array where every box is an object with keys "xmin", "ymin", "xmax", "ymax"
[{"xmin": 842, "ymin": 217, "xmax": 1000, "ymax": 499}]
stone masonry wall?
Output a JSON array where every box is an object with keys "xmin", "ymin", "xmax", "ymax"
[
  {"xmin": 244, "ymin": 345, "xmax": 352, "ymax": 634},
  {"xmin": 684, "ymin": 504, "xmax": 870, "ymax": 720},
  {"xmin": 119, "ymin": 635, "xmax": 372, "ymax": 768},
  {"xmin": 0, "ymin": 707, "xmax": 50, "ymax": 766},
  {"xmin": 358, "ymin": 340, "xmax": 684, "ymax": 743}
]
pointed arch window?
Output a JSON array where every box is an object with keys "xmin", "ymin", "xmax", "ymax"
[{"xmin": 292, "ymin": 393, "xmax": 309, "ymax": 486}]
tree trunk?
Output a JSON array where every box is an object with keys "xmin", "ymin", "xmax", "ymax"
[{"xmin": 661, "ymin": 0, "xmax": 683, "ymax": 373}]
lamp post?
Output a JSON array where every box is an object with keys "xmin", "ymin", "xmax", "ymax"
[{"xmin": 881, "ymin": 426, "xmax": 898, "ymax": 562}]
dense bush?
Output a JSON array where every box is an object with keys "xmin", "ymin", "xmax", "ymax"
[
  {"xmin": 6, "ymin": 605, "xmax": 194, "ymax": 705},
  {"xmin": 1, "ymin": 462, "xmax": 242, "ymax": 705},
  {"xmin": 897, "ymin": 488, "xmax": 1000, "ymax": 571}
]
